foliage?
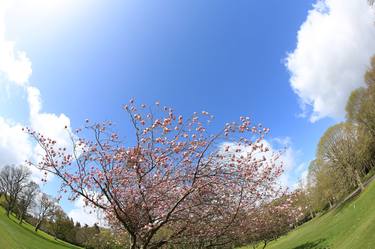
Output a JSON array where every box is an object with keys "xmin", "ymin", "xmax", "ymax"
[
  {"xmin": 49, "ymin": 206, "xmax": 76, "ymax": 242},
  {"xmin": 347, "ymin": 56, "xmax": 375, "ymax": 138},
  {"xmin": 85, "ymin": 228, "xmax": 130, "ymax": 249},
  {"xmin": 239, "ymin": 192, "xmax": 306, "ymax": 249},
  {"xmin": 317, "ymin": 122, "xmax": 366, "ymax": 190},
  {"xmin": 301, "ymin": 56, "xmax": 375, "ymax": 213},
  {"xmin": 17, "ymin": 181, "xmax": 39, "ymax": 224},
  {"xmin": 27, "ymin": 100, "xmax": 284, "ymax": 249},
  {"xmin": 0, "ymin": 165, "xmax": 32, "ymax": 217},
  {"xmin": 306, "ymin": 159, "xmax": 347, "ymax": 211},
  {"xmin": 239, "ymin": 178, "xmax": 375, "ymax": 249},
  {"xmin": 34, "ymin": 193, "xmax": 57, "ymax": 232}
]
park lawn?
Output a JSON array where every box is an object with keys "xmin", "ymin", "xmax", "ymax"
[
  {"xmin": 0, "ymin": 206, "xmax": 82, "ymax": 249},
  {"xmin": 240, "ymin": 179, "xmax": 375, "ymax": 249},
  {"xmin": 2, "ymin": 180, "xmax": 375, "ymax": 249}
]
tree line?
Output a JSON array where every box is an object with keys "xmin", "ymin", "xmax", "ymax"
[
  {"xmin": 300, "ymin": 56, "xmax": 375, "ymax": 215},
  {"xmin": 0, "ymin": 164, "xmax": 129, "ymax": 249}
]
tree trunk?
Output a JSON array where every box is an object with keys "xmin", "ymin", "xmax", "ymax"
[
  {"xmin": 130, "ymin": 235, "xmax": 138, "ymax": 249},
  {"xmin": 355, "ymin": 169, "xmax": 364, "ymax": 191},
  {"xmin": 262, "ymin": 240, "xmax": 268, "ymax": 249},
  {"xmin": 328, "ymin": 200, "xmax": 333, "ymax": 209},
  {"xmin": 35, "ymin": 220, "xmax": 42, "ymax": 232},
  {"xmin": 309, "ymin": 209, "xmax": 314, "ymax": 219},
  {"xmin": 19, "ymin": 210, "xmax": 25, "ymax": 224},
  {"xmin": 6, "ymin": 203, "xmax": 13, "ymax": 217}
]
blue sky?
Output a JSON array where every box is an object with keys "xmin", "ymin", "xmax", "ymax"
[{"xmin": 1, "ymin": 0, "xmax": 375, "ymax": 225}]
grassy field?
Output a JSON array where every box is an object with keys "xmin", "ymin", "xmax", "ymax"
[
  {"xmin": 241, "ymin": 180, "xmax": 375, "ymax": 249},
  {"xmin": 0, "ymin": 206, "xmax": 81, "ymax": 249},
  {"xmin": 2, "ymin": 180, "xmax": 375, "ymax": 249}
]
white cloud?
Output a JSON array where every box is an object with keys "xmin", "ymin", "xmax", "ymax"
[
  {"xmin": 0, "ymin": 0, "xmax": 102, "ymax": 229},
  {"xmin": 0, "ymin": 0, "xmax": 101, "ymax": 227},
  {"xmin": 0, "ymin": 117, "xmax": 32, "ymax": 166},
  {"xmin": 290, "ymin": 163, "xmax": 309, "ymax": 190},
  {"xmin": 0, "ymin": 0, "xmax": 31, "ymax": 160},
  {"xmin": 68, "ymin": 196, "xmax": 105, "ymax": 227},
  {"xmin": 0, "ymin": 1, "xmax": 73, "ymax": 181},
  {"xmin": 286, "ymin": 0, "xmax": 375, "ymax": 122},
  {"xmin": 300, "ymin": 169, "xmax": 309, "ymax": 186},
  {"xmin": 278, "ymin": 147, "xmax": 297, "ymax": 187},
  {"xmin": 270, "ymin": 138, "xmax": 301, "ymax": 188},
  {"xmin": 0, "ymin": 85, "xmax": 73, "ymax": 182},
  {"xmin": 27, "ymin": 86, "xmax": 42, "ymax": 115},
  {"xmin": 26, "ymin": 86, "xmax": 75, "ymax": 183},
  {"xmin": 0, "ymin": 0, "xmax": 32, "ymax": 86},
  {"xmin": 27, "ymin": 86, "xmax": 73, "ymax": 151}
]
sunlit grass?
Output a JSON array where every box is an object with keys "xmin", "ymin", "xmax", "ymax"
[
  {"xmin": 240, "ymin": 180, "xmax": 375, "ymax": 249},
  {"xmin": 0, "ymin": 206, "xmax": 81, "ymax": 249}
]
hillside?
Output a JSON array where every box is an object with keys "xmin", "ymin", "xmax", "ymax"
[
  {"xmin": 0, "ymin": 207, "xmax": 81, "ymax": 249},
  {"xmin": 241, "ymin": 179, "xmax": 375, "ymax": 249}
]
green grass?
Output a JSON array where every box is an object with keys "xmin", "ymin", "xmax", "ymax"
[
  {"xmin": 0, "ymin": 206, "xmax": 81, "ymax": 249},
  {"xmin": 240, "ymin": 180, "xmax": 375, "ymax": 249},
  {"xmin": 3, "ymin": 179, "xmax": 375, "ymax": 249}
]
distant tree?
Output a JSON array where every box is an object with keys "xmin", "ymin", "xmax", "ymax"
[
  {"xmin": 17, "ymin": 181, "xmax": 39, "ymax": 224},
  {"xmin": 75, "ymin": 225, "xmax": 90, "ymax": 246},
  {"xmin": 302, "ymin": 55, "xmax": 375, "ymax": 214},
  {"xmin": 75, "ymin": 221, "xmax": 81, "ymax": 228},
  {"xmin": 317, "ymin": 123, "xmax": 365, "ymax": 191},
  {"xmin": 242, "ymin": 193, "xmax": 305, "ymax": 249},
  {"xmin": 34, "ymin": 193, "xmax": 55, "ymax": 232},
  {"xmin": 346, "ymin": 88, "xmax": 367, "ymax": 126},
  {"xmin": 291, "ymin": 184, "xmax": 315, "ymax": 220},
  {"xmin": 347, "ymin": 56, "xmax": 375, "ymax": 137},
  {"xmin": 346, "ymin": 56, "xmax": 375, "ymax": 170},
  {"xmin": 346, "ymin": 89, "xmax": 375, "ymax": 159},
  {"xmin": 306, "ymin": 159, "xmax": 348, "ymax": 210},
  {"xmin": 49, "ymin": 205, "xmax": 66, "ymax": 240},
  {"xmin": 0, "ymin": 165, "xmax": 31, "ymax": 217},
  {"xmin": 76, "ymin": 224, "xmax": 102, "ymax": 248},
  {"xmin": 48, "ymin": 207, "xmax": 79, "ymax": 244},
  {"xmin": 27, "ymin": 100, "xmax": 283, "ymax": 249},
  {"xmin": 88, "ymin": 229, "xmax": 130, "ymax": 249}
]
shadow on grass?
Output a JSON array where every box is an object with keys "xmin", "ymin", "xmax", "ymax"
[{"xmin": 291, "ymin": 238, "xmax": 329, "ymax": 249}]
